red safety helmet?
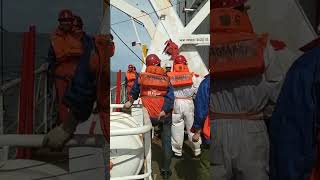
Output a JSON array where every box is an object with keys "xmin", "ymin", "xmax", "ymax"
[
  {"xmin": 174, "ymin": 55, "xmax": 187, "ymax": 65},
  {"xmin": 211, "ymin": 0, "xmax": 247, "ymax": 9},
  {"xmin": 58, "ymin": 9, "xmax": 74, "ymax": 22},
  {"xmin": 146, "ymin": 54, "xmax": 160, "ymax": 66}
]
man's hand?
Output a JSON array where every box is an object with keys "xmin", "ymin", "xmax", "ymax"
[
  {"xmin": 192, "ymin": 129, "xmax": 202, "ymax": 142},
  {"xmin": 123, "ymin": 100, "xmax": 133, "ymax": 109},
  {"xmin": 42, "ymin": 113, "xmax": 79, "ymax": 151},
  {"xmin": 158, "ymin": 111, "xmax": 166, "ymax": 121},
  {"xmin": 42, "ymin": 125, "xmax": 73, "ymax": 151},
  {"xmin": 192, "ymin": 132, "xmax": 201, "ymax": 142}
]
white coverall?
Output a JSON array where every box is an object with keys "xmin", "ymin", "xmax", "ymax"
[
  {"xmin": 171, "ymin": 74, "xmax": 204, "ymax": 157},
  {"xmin": 210, "ymin": 41, "xmax": 290, "ymax": 180}
]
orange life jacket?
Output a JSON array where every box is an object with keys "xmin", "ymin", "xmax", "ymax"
[
  {"xmin": 126, "ymin": 71, "xmax": 136, "ymax": 81},
  {"xmin": 139, "ymin": 66, "xmax": 169, "ymax": 118},
  {"xmin": 210, "ymin": 8, "xmax": 268, "ymax": 80},
  {"xmin": 126, "ymin": 71, "xmax": 136, "ymax": 90},
  {"xmin": 50, "ymin": 29, "xmax": 83, "ymax": 61},
  {"xmin": 168, "ymin": 64, "xmax": 193, "ymax": 87}
]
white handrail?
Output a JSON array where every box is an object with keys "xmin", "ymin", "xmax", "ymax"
[
  {"xmin": 0, "ymin": 63, "xmax": 49, "ymax": 161},
  {"xmin": 110, "ymin": 81, "xmax": 126, "ymax": 92},
  {"xmin": 0, "ymin": 65, "xmax": 47, "ymax": 93},
  {"xmin": 0, "ymin": 134, "xmax": 105, "ymax": 147}
]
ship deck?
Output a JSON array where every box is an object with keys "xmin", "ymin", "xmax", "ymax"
[{"xmin": 151, "ymin": 136, "xmax": 200, "ymax": 180}]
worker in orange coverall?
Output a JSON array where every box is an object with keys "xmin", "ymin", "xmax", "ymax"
[
  {"xmin": 44, "ymin": 32, "xmax": 114, "ymax": 177},
  {"xmin": 125, "ymin": 64, "xmax": 137, "ymax": 98},
  {"xmin": 47, "ymin": 9, "xmax": 84, "ymax": 125}
]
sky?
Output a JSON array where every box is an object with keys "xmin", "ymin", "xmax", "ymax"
[
  {"xmin": 110, "ymin": 0, "xmax": 155, "ymax": 72},
  {"xmin": 0, "ymin": 0, "xmax": 179, "ymax": 72}
]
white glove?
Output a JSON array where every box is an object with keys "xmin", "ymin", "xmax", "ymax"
[
  {"xmin": 42, "ymin": 113, "xmax": 78, "ymax": 150},
  {"xmin": 123, "ymin": 101, "xmax": 133, "ymax": 109},
  {"xmin": 42, "ymin": 125, "xmax": 73, "ymax": 151}
]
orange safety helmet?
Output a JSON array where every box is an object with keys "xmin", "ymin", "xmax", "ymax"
[
  {"xmin": 146, "ymin": 54, "xmax": 160, "ymax": 66},
  {"xmin": 58, "ymin": 9, "xmax": 74, "ymax": 22},
  {"xmin": 174, "ymin": 55, "xmax": 187, "ymax": 65},
  {"xmin": 211, "ymin": 0, "xmax": 247, "ymax": 9}
]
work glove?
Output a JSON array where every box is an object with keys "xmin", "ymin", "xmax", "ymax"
[
  {"xmin": 158, "ymin": 111, "xmax": 166, "ymax": 121},
  {"xmin": 192, "ymin": 129, "xmax": 201, "ymax": 142},
  {"xmin": 42, "ymin": 113, "xmax": 79, "ymax": 151},
  {"xmin": 123, "ymin": 100, "xmax": 133, "ymax": 109}
]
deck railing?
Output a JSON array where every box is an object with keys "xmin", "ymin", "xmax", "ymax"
[{"xmin": 0, "ymin": 63, "xmax": 56, "ymax": 160}]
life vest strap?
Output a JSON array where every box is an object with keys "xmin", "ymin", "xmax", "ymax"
[{"xmin": 213, "ymin": 111, "xmax": 264, "ymax": 120}]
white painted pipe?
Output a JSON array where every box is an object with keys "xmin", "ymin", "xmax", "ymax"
[{"xmin": 0, "ymin": 134, "xmax": 105, "ymax": 148}]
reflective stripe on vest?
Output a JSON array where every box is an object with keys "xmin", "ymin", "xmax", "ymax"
[
  {"xmin": 139, "ymin": 72, "xmax": 169, "ymax": 97},
  {"xmin": 139, "ymin": 70, "xmax": 169, "ymax": 95},
  {"xmin": 210, "ymin": 8, "xmax": 267, "ymax": 80},
  {"xmin": 168, "ymin": 72, "xmax": 193, "ymax": 87}
]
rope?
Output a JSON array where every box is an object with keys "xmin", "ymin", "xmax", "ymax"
[
  {"xmin": 111, "ymin": 27, "xmax": 145, "ymax": 64},
  {"xmin": 106, "ymin": 1, "xmax": 179, "ymax": 26}
]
